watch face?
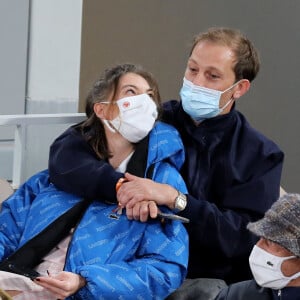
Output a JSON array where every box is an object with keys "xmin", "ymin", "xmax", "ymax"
[
  {"xmin": 178, "ymin": 198, "xmax": 185, "ymax": 206},
  {"xmin": 176, "ymin": 193, "xmax": 186, "ymax": 211}
]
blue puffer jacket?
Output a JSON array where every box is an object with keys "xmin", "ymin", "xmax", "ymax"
[{"xmin": 0, "ymin": 122, "xmax": 188, "ymax": 300}]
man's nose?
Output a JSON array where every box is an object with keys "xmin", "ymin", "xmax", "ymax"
[{"xmin": 192, "ymin": 73, "xmax": 205, "ymax": 87}]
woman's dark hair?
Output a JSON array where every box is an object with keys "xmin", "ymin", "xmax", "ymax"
[{"xmin": 76, "ymin": 63, "xmax": 161, "ymax": 159}]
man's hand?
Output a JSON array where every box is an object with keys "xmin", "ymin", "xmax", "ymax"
[
  {"xmin": 125, "ymin": 200, "xmax": 158, "ymax": 222},
  {"xmin": 117, "ymin": 172, "xmax": 178, "ymax": 221}
]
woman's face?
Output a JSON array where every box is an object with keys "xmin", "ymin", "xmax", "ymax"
[
  {"xmin": 99, "ymin": 72, "xmax": 155, "ymax": 121},
  {"xmin": 114, "ymin": 72, "xmax": 154, "ymax": 101}
]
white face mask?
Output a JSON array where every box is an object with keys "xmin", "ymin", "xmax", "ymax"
[
  {"xmin": 249, "ymin": 245, "xmax": 300, "ymax": 289},
  {"xmin": 102, "ymin": 93, "xmax": 158, "ymax": 143},
  {"xmin": 180, "ymin": 77, "xmax": 237, "ymax": 122}
]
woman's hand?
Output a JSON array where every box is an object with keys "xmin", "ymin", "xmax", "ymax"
[{"xmin": 34, "ymin": 271, "xmax": 86, "ymax": 299}]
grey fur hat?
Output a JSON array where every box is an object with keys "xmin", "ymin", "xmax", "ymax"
[{"xmin": 247, "ymin": 193, "xmax": 300, "ymax": 257}]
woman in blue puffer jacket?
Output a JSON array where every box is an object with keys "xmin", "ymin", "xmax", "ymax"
[{"xmin": 0, "ymin": 64, "xmax": 188, "ymax": 299}]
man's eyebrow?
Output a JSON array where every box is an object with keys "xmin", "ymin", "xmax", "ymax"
[
  {"xmin": 207, "ymin": 66, "xmax": 223, "ymax": 73},
  {"xmin": 187, "ymin": 58, "xmax": 198, "ymax": 65},
  {"xmin": 188, "ymin": 58, "xmax": 222, "ymax": 72}
]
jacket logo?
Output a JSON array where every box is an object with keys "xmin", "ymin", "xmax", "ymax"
[{"xmin": 109, "ymin": 214, "xmax": 120, "ymax": 220}]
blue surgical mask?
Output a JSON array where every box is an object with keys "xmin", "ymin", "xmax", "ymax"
[{"xmin": 180, "ymin": 77, "xmax": 238, "ymax": 122}]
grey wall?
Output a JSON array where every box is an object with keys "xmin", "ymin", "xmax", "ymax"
[
  {"xmin": 0, "ymin": 0, "xmax": 29, "ymax": 179},
  {"xmin": 0, "ymin": 0, "xmax": 29, "ymax": 115},
  {"xmin": 80, "ymin": 0, "xmax": 300, "ymax": 192}
]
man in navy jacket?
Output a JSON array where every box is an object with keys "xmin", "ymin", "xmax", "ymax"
[{"xmin": 49, "ymin": 27, "xmax": 284, "ymax": 284}]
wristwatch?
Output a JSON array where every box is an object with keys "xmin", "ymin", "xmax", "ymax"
[{"xmin": 174, "ymin": 191, "xmax": 187, "ymax": 211}]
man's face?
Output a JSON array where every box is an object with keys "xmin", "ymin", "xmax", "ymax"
[
  {"xmin": 184, "ymin": 40, "xmax": 239, "ymax": 112},
  {"xmin": 257, "ymin": 238, "xmax": 300, "ymax": 279}
]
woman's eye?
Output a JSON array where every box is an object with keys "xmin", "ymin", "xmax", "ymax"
[{"xmin": 126, "ymin": 88, "xmax": 136, "ymax": 95}]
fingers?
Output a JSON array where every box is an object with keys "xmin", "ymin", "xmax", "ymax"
[
  {"xmin": 124, "ymin": 172, "xmax": 137, "ymax": 181},
  {"xmin": 117, "ymin": 182, "xmax": 146, "ymax": 208},
  {"xmin": 125, "ymin": 201, "xmax": 158, "ymax": 222},
  {"xmin": 148, "ymin": 201, "xmax": 158, "ymax": 219},
  {"xmin": 118, "ymin": 177, "xmax": 174, "ymax": 208},
  {"xmin": 117, "ymin": 177, "xmax": 155, "ymax": 207},
  {"xmin": 135, "ymin": 201, "xmax": 150, "ymax": 222},
  {"xmin": 33, "ymin": 272, "xmax": 83, "ymax": 299},
  {"xmin": 34, "ymin": 277, "xmax": 67, "ymax": 299}
]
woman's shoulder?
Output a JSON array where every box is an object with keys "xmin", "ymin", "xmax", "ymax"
[
  {"xmin": 148, "ymin": 121, "xmax": 184, "ymax": 166},
  {"xmin": 152, "ymin": 121, "xmax": 180, "ymax": 136},
  {"xmin": 150, "ymin": 121, "xmax": 184, "ymax": 148}
]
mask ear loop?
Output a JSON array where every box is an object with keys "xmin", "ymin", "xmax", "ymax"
[
  {"xmin": 102, "ymin": 115, "xmax": 123, "ymax": 133},
  {"xmin": 103, "ymin": 115, "xmax": 123, "ymax": 134},
  {"xmin": 102, "ymin": 119, "xmax": 117, "ymax": 133},
  {"xmin": 222, "ymin": 80, "xmax": 241, "ymax": 93},
  {"xmin": 220, "ymin": 96, "xmax": 235, "ymax": 112},
  {"xmin": 101, "ymin": 101, "xmax": 122, "ymax": 133},
  {"xmin": 220, "ymin": 80, "xmax": 241, "ymax": 111}
]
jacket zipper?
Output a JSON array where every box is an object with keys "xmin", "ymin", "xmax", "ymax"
[{"xmin": 277, "ymin": 289, "xmax": 281, "ymax": 299}]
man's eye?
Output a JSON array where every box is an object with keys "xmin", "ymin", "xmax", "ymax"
[
  {"xmin": 188, "ymin": 67, "xmax": 198, "ymax": 73},
  {"xmin": 208, "ymin": 73, "xmax": 220, "ymax": 80},
  {"xmin": 148, "ymin": 93, "xmax": 154, "ymax": 99}
]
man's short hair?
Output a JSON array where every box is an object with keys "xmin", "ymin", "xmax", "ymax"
[{"xmin": 190, "ymin": 27, "xmax": 260, "ymax": 82}]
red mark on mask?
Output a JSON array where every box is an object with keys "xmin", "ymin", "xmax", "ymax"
[{"xmin": 122, "ymin": 101, "xmax": 130, "ymax": 108}]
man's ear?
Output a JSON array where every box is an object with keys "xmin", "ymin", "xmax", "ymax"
[
  {"xmin": 233, "ymin": 79, "xmax": 250, "ymax": 99},
  {"xmin": 94, "ymin": 102, "xmax": 105, "ymax": 119}
]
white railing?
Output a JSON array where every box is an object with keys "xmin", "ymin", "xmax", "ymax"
[{"xmin": 0, "ymin": 113, "xmax": 86, "ymax": 189}]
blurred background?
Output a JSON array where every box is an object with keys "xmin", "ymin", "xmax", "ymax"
[{"xmin": 0, "ymin": 0, "xmax": 299, "ymax": 191}]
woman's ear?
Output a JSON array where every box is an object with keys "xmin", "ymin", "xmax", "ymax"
[
  {"xmin": 94, "ymin": 103, "xmax": 105, "ymax": 119},
  {"xmin": 233, "ymin": 79, "xmax": 250, "ymax": 99}
]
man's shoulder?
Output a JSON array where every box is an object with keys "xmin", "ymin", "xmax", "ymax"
[
  {"xmin": 234, "ymin": 110, "xmax": 282, "ymax": 152},
  {"xmin": 161, "ymin": 100, "xmax": 182, "ymax": 124},
  {"xmin": 162, "ymin": 99, "xmax": 180, "ymax": 110}
]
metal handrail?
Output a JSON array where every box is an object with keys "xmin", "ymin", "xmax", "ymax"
[
  {"xmin": 0, "ymin": 113, "xmax": 86, "ymax": 188},
  {"xmin": 0, "ymin": 113, "xmax": 86, "ymax": 126}
]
